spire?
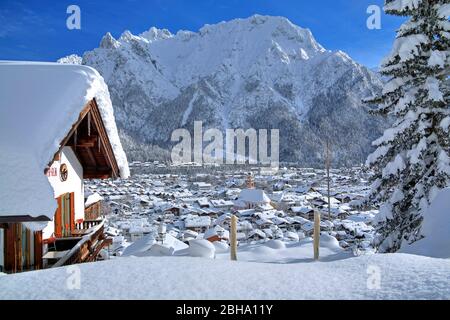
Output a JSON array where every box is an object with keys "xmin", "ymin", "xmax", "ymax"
[{"xmin": 246, "ymin": 172, "xmax": 255, "ymax": 189}]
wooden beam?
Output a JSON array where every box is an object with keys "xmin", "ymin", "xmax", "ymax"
[
  {"xmin": 47, "ymin": 103, "xmax": 92, "ymax": 168},
  {"xmin": 83, "ymin": 168, "xmax": 112, "ymax": 179},
  {"xmin": 0, "ymin": 215, "xmax": 51, "ymax": 223},
  {"xmin": 76, "ymin": 136, "xmax": 98, "ymax": 148},
  {"xmin": 230, "ymin": 215, "xmax": 238, "ymax": 261},
  {"xmin": 76, "ymin": 142, "xmax": 95, "ymax": 148},
  {"xmin": 4, "ymin": 224, "xmax": 14, "ymax": 272},
  {"xmin": 34, "ymin": 231, "xmax": 43, "ymax": 270},
  {"xmin": 84, "ymin": 166, "xmax": 111, "ymax": 172},
  {"xmin": 84, "ymin": 174, "xmax": 112, "ymax": 180},
  {"xmin": 90, "ymin": 99, "xmax": 120, "ymax": 178},
  {"xmin": 314, "ymin": 210, "xmax": 320, "ymax": 261},
  {"xmin": 47, "ymin": 99, "xmax": 121, "ymax": 179},
  {"xmin": 85, "ymin": 147, "xmax": 98, "ymax": 167},
  {"xmin": 16, "ymin": 223, "xmax": 22, "ymax": 272}
]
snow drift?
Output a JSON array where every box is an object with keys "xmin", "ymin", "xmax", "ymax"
[
  {"xmin": 0, "ymin": 253, "xmax": 449, "ymax": 299},
  {"xmin": 400, "ymin": 188, "xmax": 450, "ymax": 258}
]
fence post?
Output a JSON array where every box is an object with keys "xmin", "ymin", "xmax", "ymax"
[
  {"xmin": 230, "ymin": 215, "xmax": 238, "ymax": 261},
  {"xmin": 314, "ymin": 210, "xmax": 320, "ymax": 261}
]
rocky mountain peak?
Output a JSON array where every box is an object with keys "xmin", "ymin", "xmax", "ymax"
[{"xmin": 62, "ymin": 15, "xmax": 386, "ymax": 166}]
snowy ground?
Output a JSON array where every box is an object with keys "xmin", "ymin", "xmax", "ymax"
[
  {"xmin": 1, "ymin": 251, "xmax": 449, "ymax": 300},
  {"xmin": 214, "ymin": 235, "xmax": 353, "ymax": 263}
]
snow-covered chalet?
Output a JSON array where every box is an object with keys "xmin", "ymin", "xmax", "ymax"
[{"xmin": 0, "ymin": 61, "xmax": 130, "ymax": 273}]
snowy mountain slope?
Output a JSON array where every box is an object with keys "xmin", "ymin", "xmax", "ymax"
[
  {"xmin": 1, "ymin": 253, "xmax": 449, "ymax": 299},
  {"xmin": 70, "ymin": 15, "xmax": 386, "ymax": 165}
]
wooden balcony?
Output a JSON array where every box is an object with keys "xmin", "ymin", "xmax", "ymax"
[
  {"xmin": 75, "ymin": 218, "xmax": 103, "ymax": 231},
  {"xmin": 46, "ymin": 220, "xmax": 112, "ymax": 268}
]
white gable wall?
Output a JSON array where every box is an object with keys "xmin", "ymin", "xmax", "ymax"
[{"xmin": 42, "ymin": 147, "xmax": 84, "ymax": 239}]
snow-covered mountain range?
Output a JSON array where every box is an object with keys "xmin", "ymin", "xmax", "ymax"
[{"xmin": 62, "ymin": 15, "xmax": 386, "ymax": 166}]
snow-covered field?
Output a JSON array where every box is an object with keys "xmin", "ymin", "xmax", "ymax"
[
  {"xmin": 0, "ymin": 252, "xmax": 449, "ymax": 300},
  {"xmin": 214, "ymin": 236, "xmax": 352, "ymax": 263}
]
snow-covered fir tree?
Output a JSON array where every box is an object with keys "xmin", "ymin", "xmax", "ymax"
[{"xmin": 365, "ymin": 0, "xmax": 450, "ymax": 252}]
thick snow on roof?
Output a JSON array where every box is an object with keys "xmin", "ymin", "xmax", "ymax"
[
  {"xmin": 123, "ymin": 233, "xmax": 188, "ymax": 257},
  {"xmin": 0, "ymin": 61, "xmax": 129, "ymax": 219},
  {"xmin": 204, "ymin": 225, "xmax": 229, "ymax": 240},
  {"xmin": 85, "ymin": 193, "xmax": 104, "ymax": 208},
  {"xmin": 121, "ymin": 233, "xmax": 156, "ymax": 256},
  {"xmin": 184, "ymin": 215, "xmax": 211, "ymax": 228},
  {"xmin": 238, "ymin": 189, "xmax": 271, "ymax": 204}
]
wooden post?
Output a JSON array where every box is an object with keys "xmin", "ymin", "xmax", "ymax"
[
  {"xmin": 314, "ymin": 210, "xmax": 320, "ymax": 261},
  {"xmin": 230, "ymin": 215, "xmax": 238, "ymax": 261}
]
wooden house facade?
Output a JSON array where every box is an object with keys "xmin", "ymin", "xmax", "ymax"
[{"xmin": 0, "ymin": 99, "xmax": 123, "ymax": 273}]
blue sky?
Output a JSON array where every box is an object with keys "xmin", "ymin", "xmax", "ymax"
[{"xmin": 0, "ymin": 0, "xmax": 404, "ymax": 68}]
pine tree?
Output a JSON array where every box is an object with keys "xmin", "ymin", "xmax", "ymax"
[{"xmin": 365, "ymin": 0, "xmax": 450, "ymax": 252}]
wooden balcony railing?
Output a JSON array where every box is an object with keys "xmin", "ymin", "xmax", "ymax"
[
  {"xmin": 75, "ymin": 219, "xmax": 102, "ymax": 231},
  {"xmin": 52, "ymin": 220, "xmax": 111, "ymax": 268}
]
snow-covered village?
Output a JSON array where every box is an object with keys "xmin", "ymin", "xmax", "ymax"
[
  {"xmin": 85, "ymin": 163, "xmax": 377, "ymax": 257},
  {"xmin": 0, "ymin": 0, "xmax": 449, "ymax": 303}
]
